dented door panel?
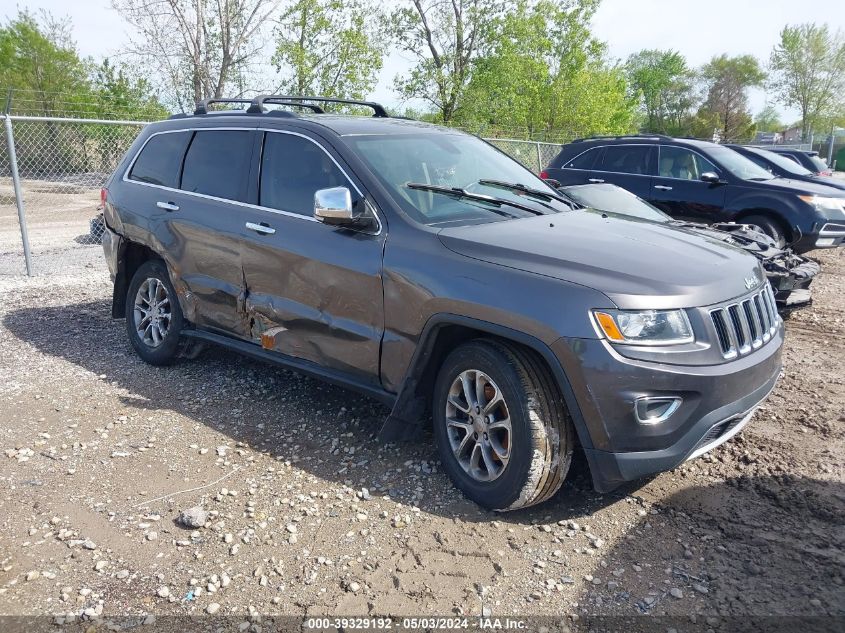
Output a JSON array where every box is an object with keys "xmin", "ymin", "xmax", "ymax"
[
  {"xmin": 238, "ymin": 211, "xmax": 385, "ymax": 384},
  {"xmin": 163, "ymin": 199, "xmax": 251, "ymax": 336}
]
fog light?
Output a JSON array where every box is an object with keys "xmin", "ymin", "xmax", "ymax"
[
  {"xmin": 815, "ymin": 237, "xmax": 835, "ymax": 247},
  {"xmin": 635, "ymin": 397, "xmax": 682, "ymax": 425}
]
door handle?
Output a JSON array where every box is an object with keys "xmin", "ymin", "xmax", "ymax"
[
  {"xmin": 156, "ymin": 201, "xmax": 179, "ymax": 212},
  {"xmin": 654, "ymin": 185, "xmax": 673, "ymax": 191},
  {"xmin": 246, "ymin": 222, "xmax": 275, "ymax": 235},
  {"xmin": 587, "ymin": 178, "xmax": 605, "ymax": 183}
]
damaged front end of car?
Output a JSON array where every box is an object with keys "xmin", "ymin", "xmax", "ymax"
[{"xmin": 706, "ymin": 223, "xmax": 820, "ymax": 310}]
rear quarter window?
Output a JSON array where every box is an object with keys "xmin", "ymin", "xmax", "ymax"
[
  {"xmin": 128, "ymin": 131, "xmax": 192, "ymax": 188},
  {"xmin": 565, "ymin": 147, "xmax": 600, "ymax": 169}
]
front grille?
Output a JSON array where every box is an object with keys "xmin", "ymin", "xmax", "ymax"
[{"xmin": 709, "ymin": 284, "xmax": 779, "ymax": 359}]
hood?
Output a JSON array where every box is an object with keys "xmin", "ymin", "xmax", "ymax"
[
  {"xmin": 438, "ymin": 209, "xmax": 765, "ymax": 310},
  {"xmin": 808, "ymin": 176, "xmax": 845, "ymax": 191},
  {"xmin": 753, "ymin": 176, "xmax": 845, "ymax": 197}
]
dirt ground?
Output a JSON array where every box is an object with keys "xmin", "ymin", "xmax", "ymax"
[{"xmin": 0, "ymin": 242, "xmax": 842, "ymax": 628}]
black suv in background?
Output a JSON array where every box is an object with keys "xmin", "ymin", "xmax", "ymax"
[
  {"xmin": 766, "ymin": 148, "xmax": 833, "ymax": 176},
  {"xmin": 726, "ymin": 145, "xmax": 845, "ymax": 191},
  {"xmin": 542, "ymin": 135, "xmax": 845, "ymax": 252}
]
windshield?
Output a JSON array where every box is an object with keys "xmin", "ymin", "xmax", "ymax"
[
  {"xmin": 807, "ymin": 154, "xmax": 830, "ymax": 172},
  {"xmin": 344, "ymin": 133, "xmax": 570, "ymax": 225},
  {"xmin": 561, "ymin": 184, "xmax": 670, "ymax": 222},
  {"xmin": 751, "ymin": 148, "xmax": 812, "ymax": 175},
  {"xmin": 709, "ymin": 147, "xmax": 775, "ymax": 181}
]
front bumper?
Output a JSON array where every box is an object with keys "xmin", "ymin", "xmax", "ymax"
[
  {"xmin": 552, "ymin": 330, "xmax": 782, "ymax": 492},
  {"xmin": 814, "ymin": 222, "xmax": 845, "ymax": 248}
]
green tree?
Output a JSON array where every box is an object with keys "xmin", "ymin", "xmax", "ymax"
[
  {"xmin": 754, "ymin": 104, "xmax": 783, "ymax": 133},
  {"xmin": 0, "ymin": 10, "xmax": 90, "ymax": 115},
  {"xmin": 389, "ymin": 0, "xmax": 503, "ymax": 123},
  {"xmin": 625, "ymin": 49, "xmax": 696, "ymax": 135},
  {"xmin": 769, "ymin": 23, "xmax": 845, "ymax": 141},
  {"xmin": 91, "ymin": 59, "xmax": 170, "ymax": 119},
  {"xmin": 694, "ymin": 54, "xmax": 765, "ymax": 141},
  {"xmin": 112, "ymin": 0, "xmax": 278, "ymax": 111},
  {"xmin": 458, "ymin": 0, "xmax": 634, "ymax": 139},
  {"xmin": 272, "ymin": 0, "xmax": 385, "ymax": 101}
]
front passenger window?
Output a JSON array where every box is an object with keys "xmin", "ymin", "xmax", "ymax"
[
  {"xmin": 658, "ymin": 146, "xmax": 718, "ymax": 180},
  {"xmin": 260, "ymin": 133, "xmax": 350, "ymax": 216}
]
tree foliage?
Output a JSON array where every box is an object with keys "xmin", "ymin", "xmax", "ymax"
[
  {"xmin": 0, "ymin": 11, "xmax": 89, "ymax": 115},
  {"xmin": 272, "ymin": 0, "xmax": 384, "ymax": 101},
  {"xmin": 456, "ymin": 0, "xmax": 635, "ymax": 139},
  {"xmin": 0, "ymin": 10, "xmax": 167, "ymax": 119},
  {"xmin": 693, "ymin": 54, "xmax": 765, "ymax": 141},
  {"xmin": 769, "ymin": 23, "xmax": 845, "ymax": 141},
  {"xmin": 754, "ymin": 104, "xmax": 783, "ymax": 133},
  {"xmin": 111, "ymin": 0, "xmax": 279, "ymax": 111},
  {"xmin": 625, "ymin": 49, "xmax": 695, "ymax": 135},
  {"xmin": 389, "ymin": 0, "xmax": 503, "ymax": 123}
]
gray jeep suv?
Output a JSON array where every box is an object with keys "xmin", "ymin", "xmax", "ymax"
[{"xmin": 101, "ymin": 96, "xmax": 783, "ymax": 511}]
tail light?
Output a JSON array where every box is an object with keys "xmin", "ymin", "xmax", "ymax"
[
  {"xmin": 539, "ymin": 170, "xmax": 549, "ymax": 179},
  {"xmin": 100, "ymin": 187, "xmax": 108, "ymax": 208}
]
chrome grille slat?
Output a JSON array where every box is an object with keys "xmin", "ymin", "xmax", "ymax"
[{"xmin": 709, "ymin": 284, "xmax": 780, "ymax": 360}]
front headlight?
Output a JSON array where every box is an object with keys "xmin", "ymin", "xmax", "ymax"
[
  {"xmin": 593, "ymin": 309, "xmax": 694, "ymax": 346},
  {"xmin": 798, "ymin": 194, "xmax": 845, "ymax": 212}
]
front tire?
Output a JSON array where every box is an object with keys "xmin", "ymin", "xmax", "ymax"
[
  {"xmin": 741, "ymin": 214, "xmax": 787, "ymax": 248},
  {"xmin": 433, "ymin": 339, "xmax": 573, "ymax": 511},
  {"xmin": 125, "ymin": 260, "xmax": 190, "ymax": 365}
]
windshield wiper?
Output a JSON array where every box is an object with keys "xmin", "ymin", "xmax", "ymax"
[
  {"xmin": 477, "ymin": 179, "xmax": 578, "ymax": 208},
  {"xmin": 406, "ymin": 183, "xmax": 546, "ymax": 216}
]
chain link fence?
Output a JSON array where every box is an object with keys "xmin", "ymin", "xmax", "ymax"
[
  {"xmin": 0, "ymin": 115, "xmax": 564, "ymax": 277},
  {"xmin": 1, "ymin": 115, "xmax": 147, "ymax": 276},
  {"xmin": 484, "ymin": 138, "xmax": 562, "ymax": 174}
]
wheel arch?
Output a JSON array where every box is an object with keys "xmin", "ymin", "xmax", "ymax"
[
  {"xmin": 733, "ymin": 208, "xmax": 796, "ymax": 243},
  {"xmin": 111, "ymin": 240, "xmax": 164, "ymax": 318},
  {"xmin": 379, "ymin": 314, "xmax": 594, "ymax": 454}
]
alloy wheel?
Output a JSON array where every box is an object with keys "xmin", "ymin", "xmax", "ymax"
[
  {"xmin": 444, "ymin": 369, "xmax": 512, "ymax": 482},
  {"xmin": 133, "ymin": 277, "xmax": 172, "ymax": 348}
]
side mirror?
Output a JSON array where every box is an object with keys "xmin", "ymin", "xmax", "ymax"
[
  {"xmin": 700, "ymin": 172, "xmax": 721, "ymax": 183},
  {"xmin": 314, "ymin": 187, "xmax": 360, "ymax": 225}
]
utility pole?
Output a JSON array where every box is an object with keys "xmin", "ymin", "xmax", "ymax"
[{"xmin": 827, "ymin": 125, "xmax": 835, "ymax": 168}]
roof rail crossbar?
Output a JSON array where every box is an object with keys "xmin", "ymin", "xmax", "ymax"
[
  {"xmin": 194, "ymin": 98, "xmax": 252, "ymax": 115},
  {"xmin": 572, "ymin": 133, "xmax": 674, "ymax": 143},
  {"xmin": 247, "ymin": 94, "xmax": 389, "ymax": 118},
  {"xmin": 251, "ymin": 98, "xmax": 325, "ymax": 114}
]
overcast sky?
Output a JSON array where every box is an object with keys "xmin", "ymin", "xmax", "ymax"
[{"xmin": 6, "ymin": 0, "xmax": 845, "ymax": 120}]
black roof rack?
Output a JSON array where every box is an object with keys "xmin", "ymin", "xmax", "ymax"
[
  {"xmin": 247, "ymin": 94, "xmax": 389, "ymax": 118},
  {"xmin": 571, "ymin": 133, "xmax": 674, "ymax": 143},
  {"xmin": 193, "ymin": 98, "xmax": 252, "ymax": 115}
]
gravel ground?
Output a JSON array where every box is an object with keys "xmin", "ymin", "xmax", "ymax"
[{"xmin": 0, "ymin": 248, "xmax": 842, "ymax": 626}]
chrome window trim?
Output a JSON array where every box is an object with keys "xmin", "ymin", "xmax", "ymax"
[
  {"xmin": 122, "ymin": 126, "xmax": 383, "ymax": 235},
  {"xmin": 563, "ymin": 144, "xmax": 654, "ymax": 177}
]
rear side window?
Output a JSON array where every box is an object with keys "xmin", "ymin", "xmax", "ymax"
[
  {"xmin": 565, "ymin": 147, "xmax": 600, "ymax": 169},
  {"xmin": 129, "ymin": 131, "xmax": 191, "ymax": 188},
  {"xmin": 181, "ymin": 130, "xmax": 253, "ymax": 201},
  {"xmin": 598, "ymin": 145, "xmax": 652, "ymax": 175},
  {"xmin": 260, "ymin": 132, "xmax": 350, "ymax": 216}
]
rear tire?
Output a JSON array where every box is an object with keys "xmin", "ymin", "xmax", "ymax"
[
  {"xmin": 740, "ymin": 214, "xmax": 787, "ymax": 248},
  {"xmin": 125, "ymin": 260, "xmax": 194, "ymax": 365},
  {"xmin": 432, "ymin": 339, "xmax": 573, "ymax": 511}
]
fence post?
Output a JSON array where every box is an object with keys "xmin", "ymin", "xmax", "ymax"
[
  {"xmin": 535, "ymin": 142, "xmax": 542, "ymax": 174},
  {"xmin": 4, "ymin": 114, "xmax": 34, "ymax": 276}
]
